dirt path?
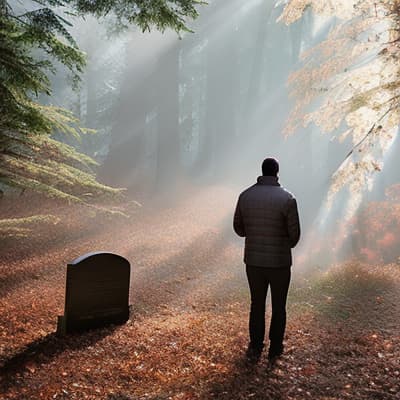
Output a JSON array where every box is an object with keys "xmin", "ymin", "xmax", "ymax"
[{"xmin": 1, "ymin": 187, "xmax": 399, "ymax": 399}]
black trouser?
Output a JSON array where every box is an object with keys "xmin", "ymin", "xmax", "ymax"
[{"xmin": 246, "ymin": 265, "xmax": 291, "ymax": 349}]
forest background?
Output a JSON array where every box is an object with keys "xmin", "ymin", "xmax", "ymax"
[
  {"xmin": 1, "ymin": 0, "xmax": 400, "ymax": 264},
  {"xmin": 1, "ymin": 1, "xmax": 400, "ymax": 398}
]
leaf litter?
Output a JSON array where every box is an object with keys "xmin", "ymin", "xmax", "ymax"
[{"xmin": 0, "ymin": 186, "xmax": 399, "ymax": 399}]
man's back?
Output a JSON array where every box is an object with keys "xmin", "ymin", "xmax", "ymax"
[
  {"xmin": 234, "ymin": 158, "xmax": 301, "ymax": 361},
  {"xmin": 234, "ymin": 175, "xmax": 300, "ymax": 268}
]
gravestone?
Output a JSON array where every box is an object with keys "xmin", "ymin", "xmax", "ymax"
[{"xmin": 57, "ymin": 252, "xmax": 130, "ymax": 334}]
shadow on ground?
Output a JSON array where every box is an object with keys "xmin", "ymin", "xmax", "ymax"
[
  {"xmin": 0, "ymin": 326, "xmax": 117, "ymax": 389},
  {"xmin": 199, "ymin": 356, "xmax": 285, "ymax": 400}
]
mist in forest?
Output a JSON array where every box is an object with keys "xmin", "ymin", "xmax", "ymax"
[{"xmin": 49, "ymin": 0, "xmax": 400, "ymax": 268}]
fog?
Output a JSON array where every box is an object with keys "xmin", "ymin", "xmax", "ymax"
[{"xmin": 50, "ymin": 0, "xmax": 400, "ymax": 269}]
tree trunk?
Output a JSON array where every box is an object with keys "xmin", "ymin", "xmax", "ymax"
[
  {"xmin": 155, "ymin": 42, "xmax": 181, "ymax": 191},
  {"xmin": 98, "ymin": 37, "xmax": 151, "ymax": 190}
]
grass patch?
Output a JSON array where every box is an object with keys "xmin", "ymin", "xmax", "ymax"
[{"xmin": 289, "ymin": 263, "xmax": 396, "ymax": 324}]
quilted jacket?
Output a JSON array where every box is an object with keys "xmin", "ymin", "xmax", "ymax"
[{"xmin": 233, "ymin": 175, "xmax": 300, "ymax": 268}]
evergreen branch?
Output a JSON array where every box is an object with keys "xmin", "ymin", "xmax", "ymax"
[
  {"xmin": 18, "ymin": 7, "xmax": 78, "ymax": 47},
  {"xmin": 0, "ymin": 169, "xmax": 84, "ymax": 203},
  {"xmin": 32, "ymin": 0, "xmax": 67, "ymax": 7}
]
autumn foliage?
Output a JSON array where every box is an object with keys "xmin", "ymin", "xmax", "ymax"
[
  {"xmin": 1, "ymin": 187, "xmax": 400, "ymax": 399},
  {"xmin": 280, "ymin": 0, "xmax": 400, "ymax": 207},
  {"xmin": 345, "ymin": 184, "xmax": 400, "ymax": 264}
]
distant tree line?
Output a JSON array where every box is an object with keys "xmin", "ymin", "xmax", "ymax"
[
  {"xmin": 3, "ymin": 0, "xmax": 398, "ymax": 213},
  {"xmin": 97, "ymin": 0, "xmax": 307, "ymax": 194}
]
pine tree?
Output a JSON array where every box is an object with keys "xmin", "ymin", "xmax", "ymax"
[{"xmin": 0, "ymin": 0, "xmax": 201, "ymax": 201}]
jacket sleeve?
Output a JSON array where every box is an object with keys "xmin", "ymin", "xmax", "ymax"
[
  {"xmin": 287, "ymin": 198, "xmax": 300, "ymax": 248},
  {"xmin": 233, "ymin": 197, "xmax": 245, "ymax": 237}
]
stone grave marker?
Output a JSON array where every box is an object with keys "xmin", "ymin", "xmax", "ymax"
[{"xmin": 57, "ymin": 251, "xmax": 130, "ymax": 334}]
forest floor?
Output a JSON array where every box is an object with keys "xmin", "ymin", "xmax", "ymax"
[{"xmin": 0, "ymin": 186, "xmax": 399, "ymax": 400}]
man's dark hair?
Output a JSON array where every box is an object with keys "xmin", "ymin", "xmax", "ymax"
[{"xmin": 262, "ymin": 158, "xmax": 279, "ymax": 176}]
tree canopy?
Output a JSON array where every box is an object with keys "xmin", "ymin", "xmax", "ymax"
[
  {"xmin": 0, "ymin": 0, "xmax": 201, "ymax": 201},
  {"xmin": 280, "ymin": 0, "xmax": 400, "ymax": 212}
]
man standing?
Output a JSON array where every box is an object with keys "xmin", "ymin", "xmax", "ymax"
[{"xmin": 233, "ymin": 158, "xmax": 300, "ymax": 361}]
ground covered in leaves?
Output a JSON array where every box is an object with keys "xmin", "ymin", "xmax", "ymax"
[{"xmin": 0, "ymin": 186, "xmax": 399, "ymax": 399}]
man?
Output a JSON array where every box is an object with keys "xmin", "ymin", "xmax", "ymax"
[{"xmin": 233, "ymin": 157, "xmax": 300, "ymax": 362}]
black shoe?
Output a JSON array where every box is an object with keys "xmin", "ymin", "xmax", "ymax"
[
  {"xmin": 268, "ymin": 343, "xmax": 284, "ymax": 360},
  {"xmin": 246, "ymin": 345, "xmax": 263, "ymax": 363}
]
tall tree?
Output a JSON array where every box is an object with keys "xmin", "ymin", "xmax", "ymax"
[
  {"xmin": 0, "ymin": 0, "xmax": 202, "ymax": 199},
  {"xmin": 99, "ymin": 34, "xmax": 154, "ymax": 190},
  {"xmin": 156, "ymin": 42, "xmax": 181, "ymax": 189},
  {"xmin": 280, "ymin": 0, "xmax": 400, "ymax": 211}
]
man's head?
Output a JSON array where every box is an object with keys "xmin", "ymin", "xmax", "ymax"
[{"xmin": 262, "ymin": 157, "xmax": 279, "ymax": 176}]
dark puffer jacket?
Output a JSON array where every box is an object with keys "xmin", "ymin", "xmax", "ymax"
[{"xmin": 233, "ymin": 176, "xmax": 300, "ymax": 268}]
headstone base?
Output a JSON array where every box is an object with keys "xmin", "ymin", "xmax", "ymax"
[{"xmin": 57, "ymin": 315, "xmax": 66, "ymax": 336}]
